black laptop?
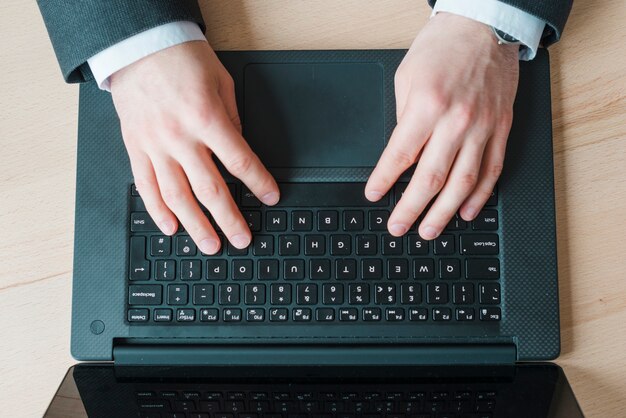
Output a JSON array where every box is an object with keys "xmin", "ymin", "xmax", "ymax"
[{"xmin": 45, "ymin": 49, "xmax": 584, "ymax": 417}]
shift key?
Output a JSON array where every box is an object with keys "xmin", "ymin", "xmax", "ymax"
[
  {"xmin": 460, "ymin": 234, "xmax": 499, "ymax": 255},
  {"xmin": 129, "ymin": 285, "xmax": 162, "ymax": 305}
]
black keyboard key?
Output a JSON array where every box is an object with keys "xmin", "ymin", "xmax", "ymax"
[
  {"xmin": 432, "ymin": 307, "xmax": 452, "ymax": 321},
  {"xmin": 245, "ymin": 284, "xmax": 266, "ymax": 304},
  {"xmin": 270, "ymin": 284, "xmax": 291, "ymax": 304},
  {"xmin": 480, "ymin": 307, "xmax": 501, "ymax": 321},
  {"xmin": 131, "ymin": 184, "xmax": 139, "ymax": 196},
  {"xmin": 375, "ymin": 284, "xmax": 396, "ymax": 304},
  {"xmin": 246, "ymin": 308, "xmax": 265, "ymax": 322},
  {"xmin": 335, "ymin": 259, "xmax": 357, "ymax": 280},
  {"xmin": 154, "ymin": 309, "xmax": 172, "ymax": 322},
  {"xmin": 445, "ymin": 215, "xmax": 468, "ymax": 231},
  {"xmin": 479, "ymin": 283, "xmax": 501, "ymax": 304},
  {"xmin": 343, "ymin": 210, "xmax": 364, "ymax": 231},
  {"xmin": 434, "ymin": 234, "xmax": 455, "ymax": 255},
  {"xmin": 241, "ymin": 187, "xmax": 261, "ymax": 207},
  {"xmin": 339, "ymin": 308, "xmax": 358, "ymax": 321},
  {"xmin": 223, "ymin": 308, "xmax": 242, "ymax": 322},
  {"xmin": 129, "ymin": 285, "xmax": 162, "ymax": 305},
  {"xmin": 128, "ymin": 309, "xmax": 149, "ymax": 322},
  {"xmin": 292, "ymin": 211, "xmax": 313, "ymax": 231},
  {"xmin": 310, "ymin": 259, "xmax": 331, "ymax": 280},
  {"xmin": 279, "ymin": 235, "xmax": 300, "ymax": 256},
  {"xmin": 150, "ymin": 236, "xmax": 171, "ymax": 256},
  {"xmin": 180, "ymin": 259, "xmax": 202, "ymax": 281},
  {"xmin": 193, "ymin": 284, "xmax": 214, "ymax": 305},
  {"xmin": 296, "ymin": 284, "xmax": 318, "ymax": 305},
  {"xmin": 401, "ymin": 283, "xmax": 421, "ymax": 304},
  {"xmin": 269, "ymin": 308, "xmax": 288, "ymax": 321},
  {"xmin": 227, "ymin": 242, "xmax": 248, "ymax": 256},
  {"xmin": 330, "ymin": 235, "xmax": 351, "ymax": 255},
  {"xmin": 168, "ymin": 284, "xmax": 188, "ymax": 305},
  {"xmin": 258, "ymin": 259, "xmax": 279, "ymax": 280},
  {"xmin": 427, "ymin": 283, "xmax": 448, "ymax": 304},
  {"xmin": 293, "ymin": 308, "xmax": 312, "ymax": 321},
  {"xmin": 356, "ymin": 234, "xmax": 377, "ymax": 255},
  {"xmin": 439, "ymin": 258, "xmax": 461, "ymax": 279},
  {"xmin": 466, "ymin": 258, "xmax": 500, "ymax": 279},
  {"xmin": 218, "ymin": 284, "xmax": 240, "ymax": 305},
  {"xmin": 284, "ymin": 259, "xmax": 305, "ymax": 279},
  {"xmin": 387, "ymin": 259, "xmax": 409, "ymax": 279},
  {"xmin": 155, "ymin": 260, "xmax": 176, "ymax": 281},
  {"xmin": 382, "ymin": 235, "xmax": 402, "ymax": 255},
  {"xmin": 233, "ymin": 259, "xmax": 253, "ymax": 280},
  {"xmin": 363, "ymin": 307, "xmax": 382, "ymax": 321},
  {"xmin": 206, "ymin": 260, "xmax": 227, "ymax": 280},
  {"xmin": 349, "ymin": 283, "xmax": 370, "ymax": 304},
  {"xmin": 407, "ymin": 234, "xmax": 428, "ymax": 255},
  {"xmin": 361, "ymin": 259, "xmax": 383, "ymax": 279},
  {"xmin": 472, "ymin": 210, "xmax": 498, "ymax": 230},
  {"xmin": 176, "ymin": 309, "xmax": 195, "ymax": 322},
  {"xmin": 253, "ymin": 235, "xmax": 274, "ymax": 256},
  {"xmin": 318, "ymin": 210, "xmax": 338, "ymax": 231},
  {"xmin": 413, "ymin": 259, "xmax": 435, "ymax": 279},
  {"xmin": 369, "ymin": 210, "xmax": 389, "ymax": 231},
  {"xmin": 316, "ymin": 308, "xmax": 335, "ymax": 321},
  {"xmin": 453, "ymin": 283, "xmax": 474, "ymax": 304},
  {"xmin": 386, "ymin": 307, "xmax": 405, "ymax": 321},
  {"xmin": 243, "ymin": 211, "xmax": 261, "ymax": 232},
  {"xmin": 130, "ymin": 212, "xmax": 158, "ymax": 232},
  {"xmin": 304, "ymin": 235, "xmax": 325, "ymax": 256},
  {"xmin": 485, "ymin": 185, "xmax": 498, "ymax": 206},
  {"xmin": 266, "ymin": 211, "xmax": 287, "ymax": 231},
  {"xmin": 460, "ymin": 234, "xmax": 499, "ymax": 255},
  {"xmin": 199, "ymin": 308, "xmax": 218, "ymax": 322},
  {"xmin": 129, "ymin": 236, "xmax": 150, "ymax": 281},
  {"xmin": 394, "ymin": 182, "xmax": 408, "ymax": 204},
  {"xmin": 322, "ymin": 283, "xmax": 344, "ymax": 305},
  {"xmin": 409, "ymin": 308, "xmax": 428, "ymax": 321},
  {"xmin": 456, "ymin": 308, "xmax": 475, "ymax": 321}
]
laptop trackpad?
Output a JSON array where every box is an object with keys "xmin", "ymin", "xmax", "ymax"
[{"xmin": 243, "ymin": 63, "xmax": 384, "ymax": 168}]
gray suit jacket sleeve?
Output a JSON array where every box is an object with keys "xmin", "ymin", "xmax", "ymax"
[
  {"xmin": 428, "ymin": 0, "xmax": 573, "ymax": 46},
  {"xmin": 37, "ymin": 0, "xmax": 206, "ymax": 83}
]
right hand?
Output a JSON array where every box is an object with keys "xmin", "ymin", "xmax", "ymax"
[{"xmin": 111, "ymin": 41, "xmax": 279, "ymax": 254}]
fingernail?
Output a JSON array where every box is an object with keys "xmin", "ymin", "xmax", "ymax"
[
  {"xmin": 366, "ymin": 190, "xmax": 383, "ymax": 201},
  {"xmin": 160, "ymin": 221, "xmax": 175, "ymax": 235},
  {"xmin": 389, "ymin": 223, "xmax": 408, "ymax": 236},
  {"xmin": 199, "ymin": 238, "xmax": 219, "ymax": 255},
  {"xmin": 261, "ymin": 191, "xmax": 279, "ymax": 206},
  {"xmin": 421, "ymin": 226, "xmax": 439, "ymax": 240},
  {"xmin": 230, "ymin": 233, "xmax": 250, "ymax": 249},
  {"xmin": 464, "ymin": 206, "xmax": 478, "ymax": 220}
]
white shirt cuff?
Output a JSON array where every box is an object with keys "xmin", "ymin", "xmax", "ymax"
[
  {"xmin": 432, "ymin": 0, "xmax": 545, "ymax": 60},
  {"xmin": 87, "ymin": 21, "xmax": 206, "ymax": 91}
]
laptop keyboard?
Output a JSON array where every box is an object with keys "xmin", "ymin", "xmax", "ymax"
[
  {"xmin": 128, "ymin": 182, "xmax": 501, "ymax": 325},
  {"xmin": 137, "ymin": 386, "xmax": 497, "ymax": 417}
]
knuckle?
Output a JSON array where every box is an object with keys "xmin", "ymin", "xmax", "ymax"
[
  {"xmin": 419, "ymin": 170, "xmax": 446, "ymax": 193},
  {"xmin": 423, "ymin": 89, "xmax": 447, "ymax": 115},
  {"xmin": 454, "ymin": 104, "xmax": 475, "ymax": 130},
  {"xmin": 389, "ymin": 147, "xmax": 415, "ymax": 167},
  {"xmin": 488, "ymin": 163, "xmax": 504, "ymax": 180},
  {"xmin": 458, "ymin": 172, "xmax": 479, "ymax": 191},
  {"xmin": 161, "ymin": 188, "xmax": 189, "ymax": 208},
  {"xmin": 194, "ymin": 182, "xmax": 222, "ymax": 203},
  {"xmin": 227, "ymin": 153, "xmax": 254, "ymax": 177}
]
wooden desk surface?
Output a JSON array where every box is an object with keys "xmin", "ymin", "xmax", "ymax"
[{"xmin": 1, "ymin": 1, "xmax": 624, "ymax": 416}]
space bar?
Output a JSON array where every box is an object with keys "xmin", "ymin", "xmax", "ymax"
[{"xmin": 275, "ymin": 183, "xmax": 388, "ymax": 207}]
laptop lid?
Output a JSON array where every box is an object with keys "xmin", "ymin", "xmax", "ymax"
[{"xmin": 44, "ymin": 363, "xmax": 583, "ymax": 417}]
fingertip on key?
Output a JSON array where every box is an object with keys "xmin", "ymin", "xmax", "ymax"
[
  {"xmin": 365, "ymin": 190, "xmax": 383, "ymax": 202},
  {"xmin": 261, "ymin": 191, "xmax": 280, "ymax": 206}
]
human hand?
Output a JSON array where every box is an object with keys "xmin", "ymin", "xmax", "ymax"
[
  {"xmin": 365, "ymin": 12, "xmax": 519, "ymax": 239},
  {"xmin": 111, "ymin": 41, "xmax": 279, "ymax": 254}
]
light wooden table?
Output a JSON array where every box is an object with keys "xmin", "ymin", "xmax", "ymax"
[{"xmin": 1, "ymin": 1, "xmax": 624, "ymax": 417}]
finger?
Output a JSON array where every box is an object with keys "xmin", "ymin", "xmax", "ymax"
[
  {"xmin": 177, "ymin": 146, "xmax": 251, "ymax": 249},
  {"xmin": 218, "ymin": 75, "xmax": 242, "ymax": 133},
  {"xmin": 387, "ymin": 120, "xmax": 464, "ymax": 237},
  {"xmin": 128, "ymin": 151, "xmax": 178, "ymax": 235},
  {"xmin": 202, "ymin": 105, "xmax": 280, "ymax": 206},
  {"xmin": 152, "ymin": 156, "xmax": 221, "ymax": 254},
  {"xmin": 365, "ymin": 100, "xmax": 435, "ymax": 202},
  {"xmin": 419, "ymin": 138, "xmax": 486, "ymax": 239},
  {"xmin": 459, "ymin": 121, "xmax": 510, "ymax": 220}
]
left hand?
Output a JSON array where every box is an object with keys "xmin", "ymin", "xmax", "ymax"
[{"xmin": 365, "ymin": 12, "xmax": 519, "ymax": 239}]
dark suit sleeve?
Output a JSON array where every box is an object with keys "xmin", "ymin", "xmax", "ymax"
[
  {"xmin": 37, "ymin": 0, "xmax": 206, "ymax": 83},
  {"xmin": 427, "ymin": 0, "xmax": 573, "ymax": 47}
]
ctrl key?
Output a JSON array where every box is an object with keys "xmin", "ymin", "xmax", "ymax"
[
  {"xmin": 128, "ymin": 309, "xmax": 149, "ymax": 322},
  {"xmin": 480, "ymin": 307, "xmax": 502, "ymax": 321}
]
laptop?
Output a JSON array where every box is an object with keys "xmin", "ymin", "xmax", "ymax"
[{"xmin": 45, "ymin": 49, "xmax": 584, "ymax": 417}]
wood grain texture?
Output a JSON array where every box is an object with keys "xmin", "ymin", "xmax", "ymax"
[{"xmin": 0, "ymin": 0, "xmax": 624, "ymax": 416}]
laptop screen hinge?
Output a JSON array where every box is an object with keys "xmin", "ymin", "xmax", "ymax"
[{"xmin": 113, "ymin": 343, "xmax": 516, "ymax": 366}]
